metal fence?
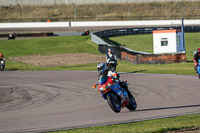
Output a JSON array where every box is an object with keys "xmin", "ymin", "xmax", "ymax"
[
  {"xmin": 94, "ymin": 26, "xmax": 200, "ymax": 38},
  {"xmin": 1, "ymin": 0, "xmax": 200, "ymax": 6},
  {"xmin": 93, "ymin": 27, "xmax": 177, "ymax": 38}
]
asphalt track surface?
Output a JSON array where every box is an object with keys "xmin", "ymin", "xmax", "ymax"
[{"xmin": 0, "ymin": 71, "xmax": 200, "ymax": 133}]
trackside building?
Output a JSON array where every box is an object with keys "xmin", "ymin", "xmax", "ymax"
[{"xmin": 153, "ymin": 29, "xmax": 186, "ymax": 54}]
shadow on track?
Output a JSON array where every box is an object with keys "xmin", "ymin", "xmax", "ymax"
[
  {"xmin": 136, "ymin": 104, "xmax": 200, "ymax": 112},
  {"xmin": 119, "ymin": 70, "xmax": 147, "ymax": 74}
]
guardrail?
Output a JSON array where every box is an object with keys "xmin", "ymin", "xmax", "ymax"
[
  {"xmin": 93, "ymin": 25, "xmax": 200, "ymax": 38},
  {"xmin": 93, "ymin": 27, "xmax": 175, "ymax": 38}
]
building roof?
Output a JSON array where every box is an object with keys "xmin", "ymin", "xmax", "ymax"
[{"xmin": 153, "ymin": 29, "xmax": 181, "ymax": 33}]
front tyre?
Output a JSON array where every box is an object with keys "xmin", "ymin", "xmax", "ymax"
[
  {"xmin": 106, "ymin": 93, "xmax": 121, "ymax": 113},
  {"xmin": 126, "ymin": 97, "xmax": 137, "ymax": 111},
  {"xmin": 0, "ymin": 64, "xmax": 3, "ymax": 71}
]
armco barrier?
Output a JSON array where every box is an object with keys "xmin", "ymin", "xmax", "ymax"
[{"xmin": 93, "ymin": 25, "xmax": 200, "ymax": 38}]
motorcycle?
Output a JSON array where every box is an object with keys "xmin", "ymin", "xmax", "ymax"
[
  {"xmin": 81, "ymin": 30, "xmax": 90, "ymax": 36},
  {"xmin": 92, "ymin": 75, "xmax": 137, "ymax": 113},
  {"xmin": 8, "ymin": 33, "xmax": 16, "ymax": 40},
  {"xmin": 197, "ymin": 59, "xmax": 200, "ymax": 79},
  {"xmin": 0, "ymin": 60, "xmax": 5, "ymax": 71}
]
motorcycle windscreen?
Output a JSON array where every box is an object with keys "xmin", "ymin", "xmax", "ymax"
[{"xmin": 99, "ymin": 76, "xmax": 109, "ymax": 85}]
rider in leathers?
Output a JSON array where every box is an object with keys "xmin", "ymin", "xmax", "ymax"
[
  {"xmin": 106, "ymin": 48, "xmax": 117, "ymax": 72},
  {"xmin": 193, "ymin": 48, "xmax": 200, "ymax": 73},
  {"xmin": 0, "ymin": 53, "xmax": 6, "ymax": 62},
  {"xmin": 97, "ymin": 62, "xmax": 134, "ymax": 99}
]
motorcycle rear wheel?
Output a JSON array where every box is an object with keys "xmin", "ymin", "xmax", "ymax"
[{"xmin": 106, "ymin": 93, "xmax": 121, "ymax": 113}]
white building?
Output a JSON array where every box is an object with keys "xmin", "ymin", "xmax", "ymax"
[{"xmin": 153, "ymin": 29, "xmax": 186, "ymax": 54}]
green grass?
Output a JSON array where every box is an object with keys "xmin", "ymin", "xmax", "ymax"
[
  {"xmin": 118, "ymin": 61, "xmax": 194, "ymax": 75},
  {"xmin": 4, "ymin": 59, "xmax": 195, "ymax": 75},
  {"xmin": 185, "ymin": 32, "xmax": 200, "ymax": 60},
  {"xmin": 0, "ymin": 36, "xmax": 99, "ymax": 57},
  {"xmin": 50, "ymin": 113, "xmax": 200, "ymax": 133},
  {"xmin": 106, "ymin": 34, "xmax": 153, "ymax": 53}
]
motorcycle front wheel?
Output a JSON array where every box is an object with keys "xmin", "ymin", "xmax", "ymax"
[
  {"xmin": 126, "ymin": 97, "xmax": 137, "ymax": 111},
  {"xmin": 0, "ymin": 65, "xmax": 3, "ymax": 71},
  {"xmin": 106, "ymin": 93, "xmax": 121, "ymax": 113}
]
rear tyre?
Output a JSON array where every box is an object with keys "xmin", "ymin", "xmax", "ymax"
[
  {"xmin": 106, "ymin": 93, "xmax": 121, "ymax": 113},
  {"xmin": 198, "ymin": 74, "xmax": 200, "ymax": 79},
  {"xmin": 126, "ymin": 97, "xmax": 137, "ymax": 111}
]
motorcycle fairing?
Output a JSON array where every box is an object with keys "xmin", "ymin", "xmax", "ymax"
[
  {"xmin": 197, "ymin": 59, "xmax": 200, "ymax": 74},
  {"xmin": 101, "ymin": 82, "xmax": 129, "ymax": 104}
]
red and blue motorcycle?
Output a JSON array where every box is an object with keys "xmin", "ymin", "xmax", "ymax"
[{"xmin": 92, "ymin": 75, "xmax": 137, "ymax": 113}]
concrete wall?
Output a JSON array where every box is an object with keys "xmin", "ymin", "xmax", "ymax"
[
  {"xmin": 1, "ymin": 19, "xmax": 200, "ymax": 29},
  {"xmin": 1, "ymin": 0, "xmax": 200, "ymax": 6}
]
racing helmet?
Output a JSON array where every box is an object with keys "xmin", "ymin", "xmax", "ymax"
[
  {"xmin": 108, "ymin": 48, "xmax": 112, "ymax": 53},
  {"xmin": 97, "ymin": 62, "xmax": 108, "ymax": 75},
  {"xmin": 197, "ymin": 48, "xmax": 200, "ymax": 54},
  {"xmin": 0, "ymin": 53, "xmax": 2, "ymax": 56}
]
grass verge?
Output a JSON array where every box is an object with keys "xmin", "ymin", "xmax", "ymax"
[
  {"xmin": 4, "ymin": 60, "xmax": 195, "ymax": 75},
  {"xmin": 50, "ymin": 113, "xmax": 200, "ymax": 133}
]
